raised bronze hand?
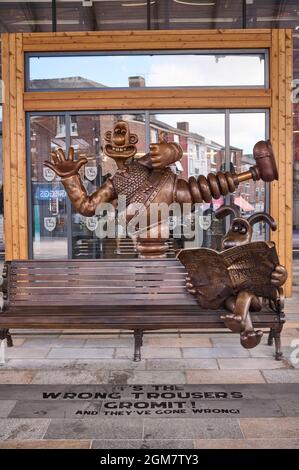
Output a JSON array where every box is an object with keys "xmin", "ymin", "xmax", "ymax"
[
  {"xmin": 44, "ymin": 147, "xmax": 88, "ymax": 178},
  {"xmin": 149, "ymin": 132, "xmax": 183, "ymax": 169}
]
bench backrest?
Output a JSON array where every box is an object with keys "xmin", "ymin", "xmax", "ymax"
[{"xmin": 4, "ymin": 259, "xmax": 198, "ymax": 308}]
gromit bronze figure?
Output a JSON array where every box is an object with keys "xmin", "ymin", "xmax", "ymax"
[
  {"xmin": 45, "ymin": 120, "xmax": 278, "ymax": 258},
  {"xmin": 180, "ymin": 206, "xmax": 287, "ymax": 349}
]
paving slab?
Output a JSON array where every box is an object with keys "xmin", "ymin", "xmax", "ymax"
[
  {"xmin": 75, "ymin": 359, "xmax": 146, "ymax": 370},
  {"xmin": 143, "ymin": 418, "xmax": 242, "ymax": 439},
  {"xmin": 0, "ymin": 371, "xmax": 35, "ymax": 384},
  {"xmin": 218, "ymin": 358, "xmax": 290, "ymax": 370},
  {"xmin": 115, "ymin": 347, "xmax": 182, "ymax": 359},
  {"xmin": 0, "ymin": 419, "xmax": 50, "ymax": 440},
  {"xmin": 248, "ymin": 345, "xmax": 286, "ymax": 358},
  {"xmin": 194, "ymin": 438, "xmax": 299, "ymax": 449},
  {"xmin": 186, "ymin": 370, "xmax": 265, "ymax": 384},
  {"xmin": 92, "ymin": 439, "xmax": 194, "ymax": 449},
  {"xmin": 8, "ymin": 339, "xmax": 25, "ymax": 347},
  {"xmin": 24, "ymin": 338, "xmax": 86, "ymax": 348},
  {"xmin": 0, "ymin": 401, "xmax": 17, "ymax": 418},
  {"xmin": 44, "ymin": 418, "xmax": 143, "ymax": 440},
  {"xmin": 84, "ymin": 338, "xmax": 133, "ymax": 348},
  {"xmin": 262, "ymin": 369, "xmax": 299, "ymax": 383},
  {"xmin": 144, "ymin": 337, "xmax": 212, "ymax": 348},
  {"xmin": 47, "ymin": 348, "xmax": 115, "ymax": 359},
  {"xmin": 276, "ymin": 398, "xmax": 299, "ymax": 416},
  {"xmin": 0, "ymin": 440, "xmax": 91, "ymax": 449},
  {"xmin": 5, "ymin": 348, "xmax": 50, "ymax": 359},
  {"xmin": 108, "ymin": 370, "xmax": 186, "ymax": 385},
  {"xmin": 182, "ymin": 347, "xmax": 250, "ymax": 358},
  {"xmin": 280, "ymin": 328, "xmax": 299, "ymax": 337},
  {"xmin": 239, "ymin": 417, "xmax": 299, "ymax": 438},
  {"xmin": 31, "ymin": 370, "xmax": 110, "ymax": 385},
  {"xmin": 0, "ymin": 359, "xmax": 78, "ymax": 370},
  {"xmin": 211, "ymin": 337, "xmax": 243, "ymax": 348},
  {"xmin": 146, "ymin": 359, "xmax": 218, "ymax": 370}
]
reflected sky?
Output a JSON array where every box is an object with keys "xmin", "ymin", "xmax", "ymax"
[
  {"xmin": 155, "ymin": 112, "xmax": 265, "ymax": 154},
  {"xmin": 29, "ymin": 53, "xmax": 265, "ymax": 88}
]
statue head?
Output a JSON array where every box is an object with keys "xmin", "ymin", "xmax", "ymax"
[
  {"xmin": 215, "ymin": 205, "xmax": 277, "ymax": 250},
  {"xmin": 104, "ymin": 121, "xmax": 138, "ymax": 168}
]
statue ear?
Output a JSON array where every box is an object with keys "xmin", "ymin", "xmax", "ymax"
[
  {"xmin": 130, "ymin": 134, "xmax": 138, "ymax": 145},
  {"xmin": 104, "ymin": 131, "xmax": 112, "ymax": 142}
]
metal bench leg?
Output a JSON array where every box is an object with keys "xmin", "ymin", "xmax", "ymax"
[
  {"xmin": 134, "ymin": 329, "xmax": 143, "ymax": 362},
  {"xmin": 0, "ymin": 329, "xmax": 13, "ymax": 365},
  {"xmin": 267, "ymin": 328, "xmax": 274, "ymax": 346},
  {"xmin": 0, "ymin": 340, "xmax": 5, "ymax": 365},
  {"xmin": 0, "ymin": 329, "xmax": 13, "ymax": 347},
  {"xmin": 273, "ymin": 325, "xmax": 283, "ymax": 361}
]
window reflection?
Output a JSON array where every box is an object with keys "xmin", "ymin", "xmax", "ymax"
[
  {"xmin": 151, "ymin": 0, "xmax": 243, "ymax": 30},
  {"xmin": 30, "ymin": 115, "xmax": 68, "ymax": 259},
  {"xmin": 28, "ymin": 52, "xmax": 266, "ymax": 90},
  {"xmin": 70, "ymin": 113, "xmax": 146, "ymax": 259},
  {"xmin": 57, "ymin": 1, "xmax": 148, "ymax": 32},
  {"xmin": 0, "ymin": 2, "xmax": 53, "ymax": 33},
  {"xmin": 151, "ymin": 112, "xmax": 226, "ymax": 251},
  {"xmin": 29, "ymin": 110, "xmax": 269, "ymax": 259},
  {"xmin": 229, "ymin": 112, "xmax": 267, "ymax": 241}
]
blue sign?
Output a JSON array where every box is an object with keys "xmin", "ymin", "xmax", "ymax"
[{"xmin": 35, "ymin": 185, "xmax": 67, "ymax": 201}]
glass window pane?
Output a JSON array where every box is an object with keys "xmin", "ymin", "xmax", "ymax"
[
  {"xmin": 229, "ymin": 112, "xmax": 267, "ymax": 241},
  {"xmin": 246, "ymin": 1, "xmax": 299, "ymax": 29},
  {"xmin": 151, "ymin": 0, "xmax": 243, "ymax": 30},
  {"xmin": 30, "ymin": 115, "xmax": 68, "ymax": 259},
  {"xmin": 0, "ymin": 2, "xmax": 53, "ymax": 33},
  {"xmin": 28, "ymin": 52, "xmax": 266, "ymax": 90},
  {"xmin": 0, "ymin": 105, "xmax": 3, "ymax": 256},
  {"xmin": 70, "ymin": 113, "xmax": 146, "ymax": 259},
  {"xmin": 57, "ymin": 1, "xmax": 148, "ymax": 32},
  {"xmin": 151, "ymin": 112, "xmax": 225, "ymax": 251}
]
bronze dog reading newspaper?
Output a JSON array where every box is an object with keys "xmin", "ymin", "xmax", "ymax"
[{"xmin": 178, "ymin": 211, "xmax": 287, "ymax": 349}]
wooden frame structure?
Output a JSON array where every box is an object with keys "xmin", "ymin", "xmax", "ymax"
[{"xmin": 1, "ymin": 29, "xmax": 293, "ymax": 295}]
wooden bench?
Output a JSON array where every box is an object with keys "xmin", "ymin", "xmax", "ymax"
[{"xmin": 0, "ymin": 259, "xmax": 285, "ymax": 361}]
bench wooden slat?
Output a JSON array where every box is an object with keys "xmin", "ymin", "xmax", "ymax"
[
  {"xmin": 10, "ymin": 260, "xmax": 183, "ymax": 268},
  {"xmin": 0, "ymin": 313, "xmax": 280, "ymax": 326}
]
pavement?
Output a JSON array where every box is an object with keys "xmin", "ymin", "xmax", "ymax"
[{"xmin": 0, "ymin": 261, "xmax": 298, "ymax": 449}]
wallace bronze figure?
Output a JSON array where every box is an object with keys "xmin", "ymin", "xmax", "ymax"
[
  {"xmin": 45, "ymin": 121, "xmax": 278, "ymax": 258},
  {"xmin": 179, "ymin": 206, "xmax": 287, "ymax": 349}
]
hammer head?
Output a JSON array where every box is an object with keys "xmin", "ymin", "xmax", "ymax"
[{"xmin": 253, "ymin": 140, "xmax": 278, "ymax": 182}]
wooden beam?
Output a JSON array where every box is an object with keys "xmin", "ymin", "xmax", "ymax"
[
  {"xmin": 24, "ymin": 88, "xmax": 272, "ymax": 112},
  {"xmin": 2, "ymin": 34, "xmax": 13, "ymax": 260},
  {"xmin": 16, "ymin": 33, "xmax": 27, "ymax": 259},
  {"xmin": 285, "ymin": 29, "xmax": 293, "ymax": 297},
  {"xmin": 2, "ymin": 33, "xmax": 27, "ymax": 260},
  {"xmin": 8, "ymin": 34, "xmax": 19, "ymax": 258},
  {"xmin": 270, "ymin": 29, "xmax": 293, "ymax": 296}
]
